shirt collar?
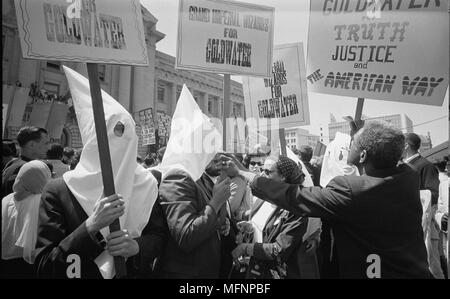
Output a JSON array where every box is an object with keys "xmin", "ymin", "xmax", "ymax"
[{"xmin": 405, "ymin": 153, "xmax": 420, "ymax": 164}]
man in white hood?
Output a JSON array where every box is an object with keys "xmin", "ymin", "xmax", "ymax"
[
  {"xmin": 34, "ymin": 67, "xmax": 167, "ymax": 279},
  {"xmin": 157, "ymin": 85, "xmax": 231, "ymax": 278}
]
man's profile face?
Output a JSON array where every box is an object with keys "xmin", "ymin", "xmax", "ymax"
[
  {"xmin": 347, "ymin": 130, "xmax": 363, "ymax": 167},
  {"xmin": 33, "ymin": 133, "xmax": 50, "ymax": 159}
]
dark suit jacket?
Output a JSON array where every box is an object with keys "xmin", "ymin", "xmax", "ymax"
[
  {"xmin": 250, "ymin": 198, "xmax": 307, "ymax": 279},
  {"xmin": 250, "ymin": 164, "xmax": 431, "ymax": 279},
  {"xmin": 197, "ymin": 173, "xmax": 238, "ymax": 278},
  {"xmin": 407, "ymin": 155, "xmax": 440, "ymax": 205},
  {"xmin": 35, "ymin": 178, "xmax": 167, "ymax": 279},
  {"xmin": 158, "ymin": 169, "xmax": 222, "ymax": 278}
]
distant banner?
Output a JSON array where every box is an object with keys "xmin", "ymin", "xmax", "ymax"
[
  {"xmin": 14, "ymin": 0, "xmax": 148, "ymax": 65},
  {"xmin": 46, "ymin": 101, "xmax": 68, "ymax": 139},
  {"xmin": 243, "ymin": 43, "xmax": 310, "ymax": 130},
  {"xmin": 307, "ymin": 0, "xmax": 448, "ymax": 106},
  {"xmin": 8, "ymin": 87, "xmax": 30, "ymax": 127},
  {"xmin": 176, "ymin": 0, "xmax": 274, "ymax": 76},
  {"xmin": 142, "ymin": 124, "xmax": 156, "ymax": 146},
  {"xmin": 314, "ymin": 140, "xmax": 327, "ymax": 157},
  {"xmin": 29, "ymin": 102, "xmax": 52, "ymax": 128}
]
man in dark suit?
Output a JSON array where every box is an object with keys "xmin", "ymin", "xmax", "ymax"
[
  {"xmin": 2, "ymin": 126, "xmax": 49, "ymax": 197},
  {"xmin": 299, "ymin": 145, "xmax": 321, "ymax": 187},
  {"xmin": 228, "ymin": 122, "xmax": 431, "ymax": 278},
  {"xmin": 35, "ymin": 179, "xmax": 168, "ymax": 279},
  {"xmin": 404, "ymin": 133, "xmax": 440, "ymax": 205},
  {"xmin": 158, "ymin": 157, "xmax": 231, "ymax": 278}
]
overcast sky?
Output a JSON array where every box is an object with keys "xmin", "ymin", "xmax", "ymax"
[{"xmin": 140, "ymin": 0, "xmax": 448, "ymax": 146}]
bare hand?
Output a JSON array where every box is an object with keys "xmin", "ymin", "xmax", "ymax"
[
  {"xmin": 86, "ymin": 194, "xmax": 125, "ymax": 235},
  {"xmin": 106, "ymin": 229, "xmax": 139, "ymax": 258},
  {"xmin": 210, "ymin": 177, "xmax": 231, "ymax": 212}
]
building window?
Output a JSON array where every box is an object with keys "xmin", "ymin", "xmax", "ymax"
[
  {"xmin": 157, "ymin": 86, "xmax": 165, "ymax": 103},
  {"xmin": 46, "ymin": 61, "xmax": 61, "ymax": 70},
  {"xmin": 208, "ymin": 99, "xmax": 213, "ymax": 113},
  {"xmin": 98, "ymin": 65, "xmax": 106, "ymax": 82}
]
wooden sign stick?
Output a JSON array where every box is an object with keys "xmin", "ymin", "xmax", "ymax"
[{"xmin": 86, "ymin": 63, "xmax": 127, "ymax": 278}]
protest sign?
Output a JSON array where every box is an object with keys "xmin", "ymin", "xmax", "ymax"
[
  {"xmin": 142, "ymin": 125, "xmax": 156, "ymax": 146},
  {"xmin": 306, "ymin": 0, "xmax": 448, "ymax": 106},
  {"xmin": 14, "ymin": 0, "xmax": 148, "ymax": 65},
  {"xmin": 243, "ymin": 43, "xmax": 310, "ymax": 130},
  {"xmin": 176, "ymin": 0, "xmax": 274, "ymax": 76},
  {"xmin": 46, "ymin": 101, "xmax": 69, "ymax": 139}
]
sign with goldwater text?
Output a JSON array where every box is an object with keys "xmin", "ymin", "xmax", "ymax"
[
  {"xmin": 306, "ymin": 0, "xmax": 448, "ymax": 106},
  {"xmin": 243, "ymin": 43, "xmax": 310, "ymax": 130},
  {"xmin": 176, "ymin": 0, "xmax": 275, "ymax": 76},
  {"xmin": 14, "ymin": 0, "xmax": 148, "ymax": 65}
]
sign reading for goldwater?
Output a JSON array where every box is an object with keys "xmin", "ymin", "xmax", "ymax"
[
  {"xmin": 14, "ymin": 0, "xmax": 148, "ymax": 65},
  {"xmin": 306, "ymin": 0, "xmax": 448, "ymax": 106},
  {"xmin": 176, "ymin": 0, "xmax": 275, "ymax": 76},
  {"xmin": 243, "ymin": 43, "xmax": 310, "ymax": 130}
]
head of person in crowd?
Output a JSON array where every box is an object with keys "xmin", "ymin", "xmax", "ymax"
[
  {"xmin": 157, "ymin": 146, "xmax": 166, "ymax": 164},
  {"xmin": 69, "ymin": 149, "xmax": 82, "ymax": 170},
  {"xmin": 47, "ymin": 143, "xmax": 64, "ymax": 160},
  {"xmin": 347, "ymin": 122, "xmax": 405, "ymax": 173},
  {"xmin": 143, "ymin": 155, "xmax": 155, "ymax": 169},
  {"xmin": 404, "ymin": 133, "xmax": 421, "ymax": 159},
  {"xmin": 205, "ymin": 153, "xmax": 227, "ymax": 177},
  {"xmin": 248, "ymin": 154, "xmax": 266, "ymax": 174},
  {"xmin": 234, "ymin": 153, "xmax": 244, "ymax": 165},
  {"xmin": 242, "ymin": 154, "xmax": 251, "ymax": 169},
  {"xmin": 62, "ymin": 147, "xmax": 75, "ymax": 165},
  {"xmin": 3, "ymin": 139, "xmax": 18, "ymax": 157},
  {"xmin": 136, "ymin": 155, "xmax": 143, "ymax": 164},
  {"xmin": 262, "ymin": 155, "xmax": 305, "ymax": 185},
  {"xmin": 2, "ymin": 160, "xmax": 52, "ymax": 263},
  {"xmin": 434, "ymin": 159, "xmax": 448, "ymax": 174},
  {"xmin": 299, "ymin": 145, "xmax": 314, "ymax": 164},
  {"xmin": 16, "ymin": 126, "xmax": 49, "ymax": 160},
  {"xmin": 2, "ymin": 142, "xmax": 16, "ymax": 170}
]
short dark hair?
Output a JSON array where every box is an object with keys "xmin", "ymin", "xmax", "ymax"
[
  {"xmin": 47, "ymin": 143, "xmax": 64, "ymax": 159},
  {"xmin": 434, "ymin": 159, "xmax": 447, "ymax": 172},
  {"xmin": 16, "ymin": 126, "xmax": 47, "ymax": 148},
  {"xmin": 63, "ymin": 147, "xmax": 75, "ymax": 158},
  {"xmin": 405, "ymin": 133, "xmax": 421, "ymax": 151},
  {"xmin": 299, "ymin": 145, "xmax": 313, "ymax": 162},
  {"xmin": 2, "ymin": 140, "xmax": 17, "ymax": 157},
  {"xmin": 356, "ymin": 122, "xmax": 405, "ymax": 169}
]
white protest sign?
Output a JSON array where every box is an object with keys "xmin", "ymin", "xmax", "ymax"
[
  {"xmin": 306, "ymin": 0, "xmax": 448, "ymax": 106},
  {"xmin": 176, "ymin": 0, "xmax": 274, "ymax": 76},
  {"xmin": 14, "ymin": 0, "xmax": 148, "ymax": 65},
  {"xmin": 243, "ymin": 43, "xmax": 310, "ymax": 130}
]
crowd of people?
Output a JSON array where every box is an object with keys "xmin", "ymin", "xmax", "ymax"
[{"xmin": 1, "ymin": 121, "xmax": 448, "ymax": 279}]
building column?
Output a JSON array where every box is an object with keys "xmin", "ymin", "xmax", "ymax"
[
  {"xmin": 170, "ymin": 83, "xmax": 177, "ymax": 116},
  {"xmin": 118, "ymin": 66, "xmax": 132, "ymax": 113}
]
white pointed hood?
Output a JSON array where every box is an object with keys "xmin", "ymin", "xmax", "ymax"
[
  {"xmin": 62, "ymin": 66, "xmax": 158, "ymax": 279},
  {"xmin": 159, "ymin": 85, "xmax": 221, "ymax": 181}
]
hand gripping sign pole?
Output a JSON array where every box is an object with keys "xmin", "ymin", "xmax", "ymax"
[{"xmin": 86, "ymin": 63, "xmax": 127, "ymax": 278}]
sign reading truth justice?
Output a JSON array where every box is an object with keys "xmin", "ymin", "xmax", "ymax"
[
  {"xmin": 176, "ymin": 0, "xmax": 275, "ymax": 76},
  {"xmin": 14, "ymin": 0, "xmax": 148, "ymax": 65},
  {"xmin": 306, "ymin": 0, "xmax": 448, "ymax": 106}
]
